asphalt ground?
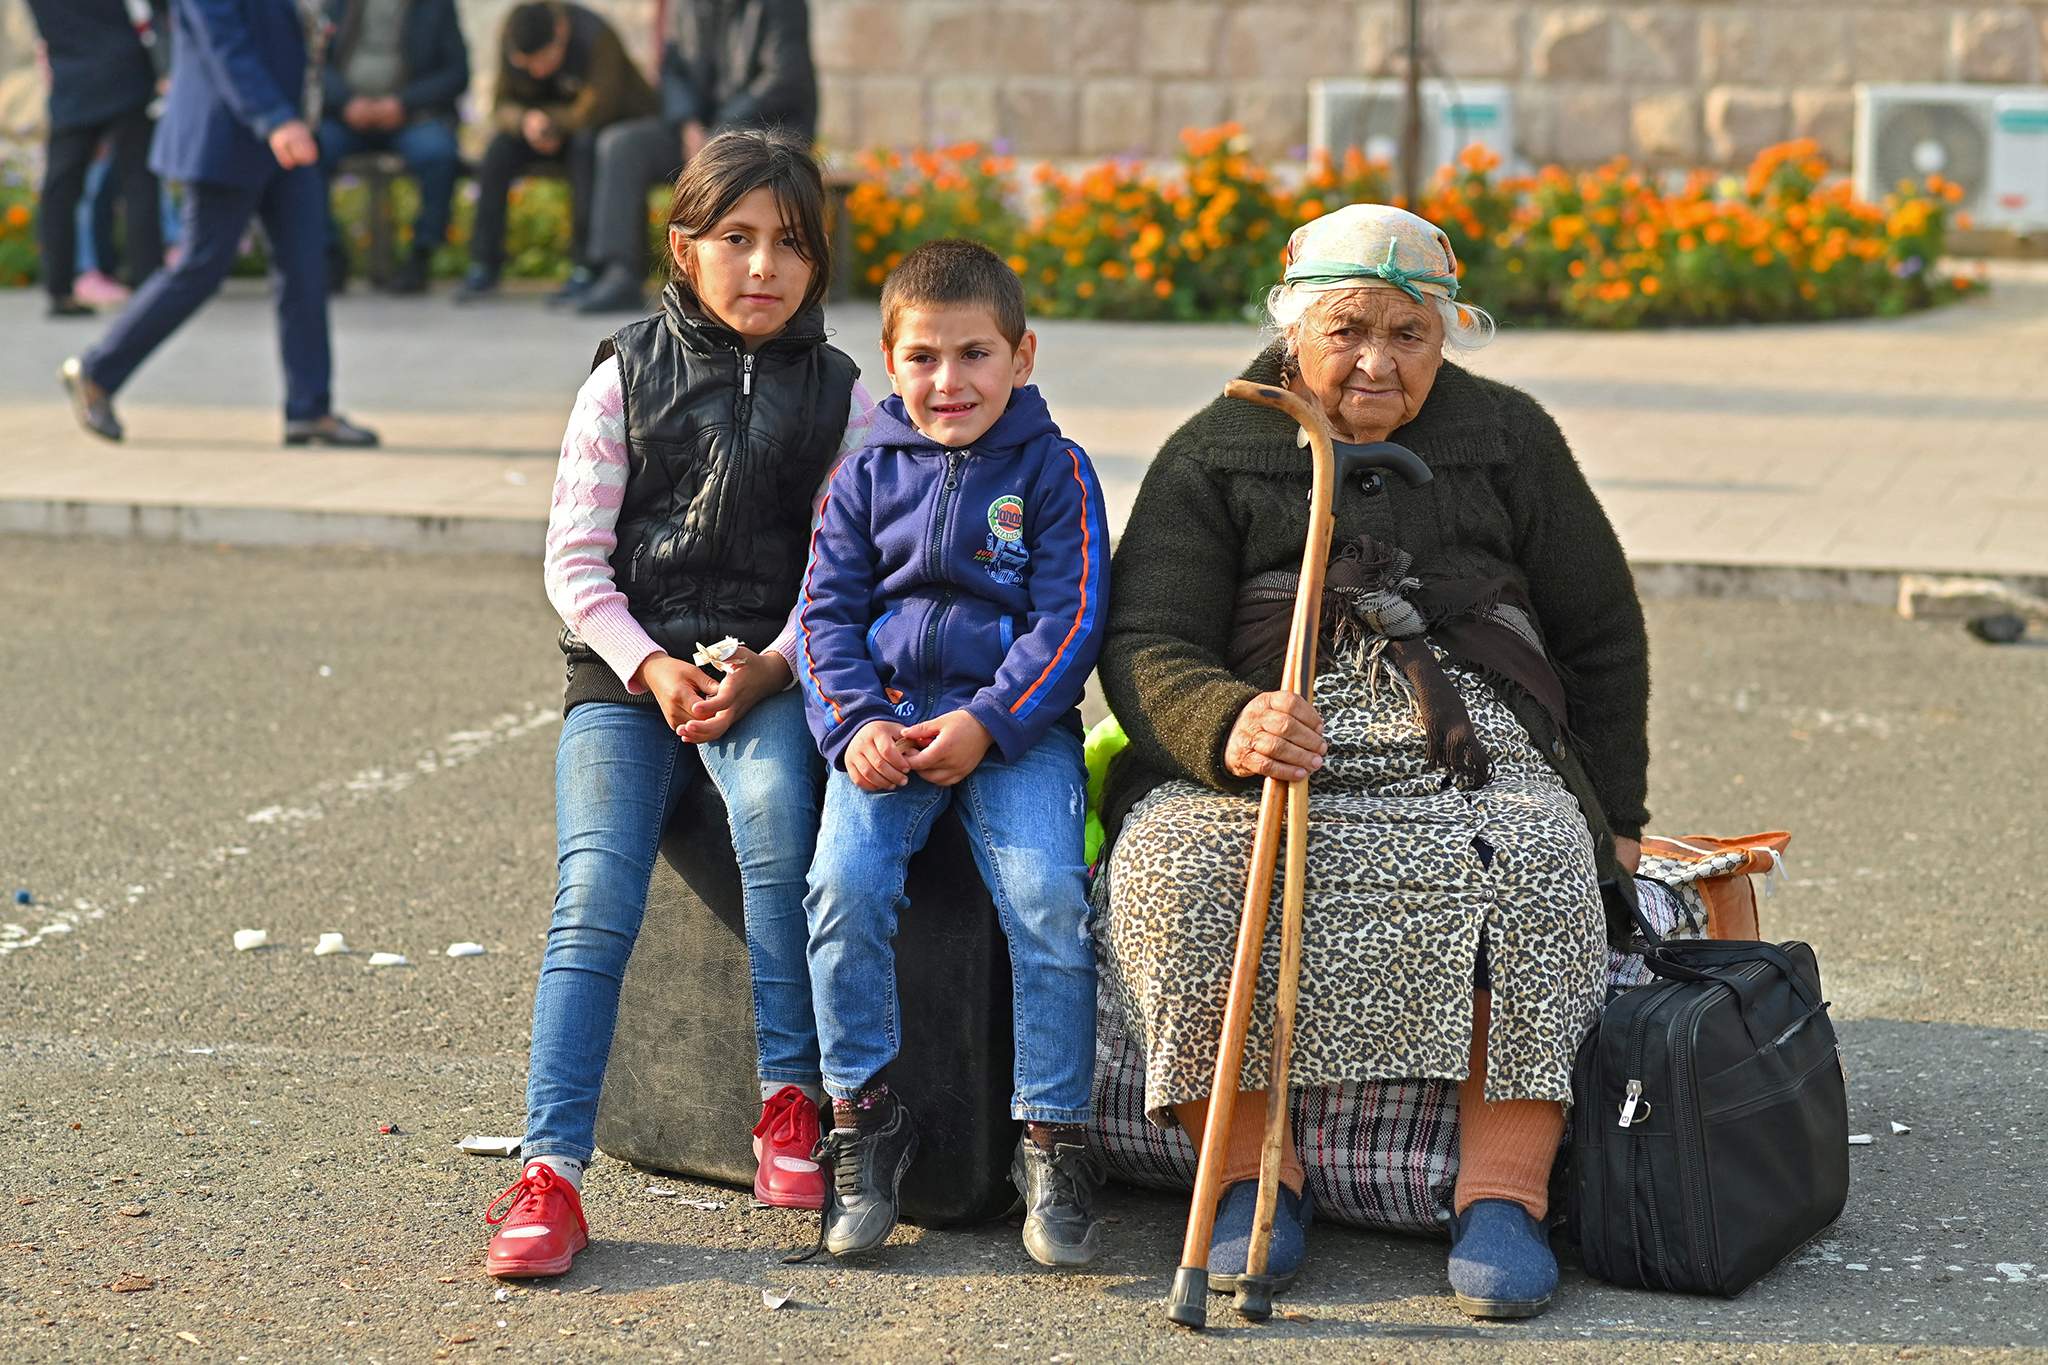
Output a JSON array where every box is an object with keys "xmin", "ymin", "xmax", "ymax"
[{"xmin": 3, "ymin": 537, "xmax": 2046, "ymax": 1362}]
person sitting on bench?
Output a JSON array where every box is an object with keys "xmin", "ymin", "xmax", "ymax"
[
  {"xmin": 574, "ymin": 0, "xmax": 817, "ymax": 315},
  {"xmin": 315, "ymin": 0, "xmax": 469, "ymax": 295},
  {"xmin": 456, "ymin": 0, "xmax": 655, "ymax": 304}
]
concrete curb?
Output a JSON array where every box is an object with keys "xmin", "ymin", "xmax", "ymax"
[
  {"xmin": 0, "ymin": 498, "xmax": 544, "ymax": 557},
  {"xmin": 12, "ymin": 495, "xmax": 2048, "ymax": 606}
]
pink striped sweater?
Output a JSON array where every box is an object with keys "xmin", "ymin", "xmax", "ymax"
[{"xmin": 543, "ymin": 355, "xmax": 876, "ymax": 694}]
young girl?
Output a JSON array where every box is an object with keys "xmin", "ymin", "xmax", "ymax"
[{"xmin": 483, "ymin": 128, "xmax": 871, "ymax": 1279}]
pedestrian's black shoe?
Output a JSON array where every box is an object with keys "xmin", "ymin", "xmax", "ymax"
[
  {"xmin": 453, "ymin": 264, "xmax": 499, "ymax": 303},
  {"xmin": 47, "ymin": 295, "xmax": 95, "ymax": 318},
  {"xmin": 574, "ymin": 263, "xmax": 648, "ymax": 315},
  {"xmin": 813, "ymin": 1093, "xmax": 917, "ymax": 1258},
  {"xmin": 1010, "ymin": 1134, "xmax": 1105, "ymax": 1268},
  {"xmin": 547, "ymin": 265, "xmax": 598, "ymax": 308},
  {"xmin": 390, "ymin": 249, "xmax": 432, "ymax": 296},
  {"xmin": 285, "ymin": 413, "xmax": 381, "ymax": 448},
  {"xmin": 59, "ymin": 357, "xmax": 122, "ymax": 442}
]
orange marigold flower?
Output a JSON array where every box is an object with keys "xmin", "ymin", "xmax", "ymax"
[
  {"xmin": 1076, "ymin": 279, "xmax": 1096, "ymax": 299},
  {"xmin": 1154, "ymin": 278, "xmax": 1174, "ymax": 298},
  {"xmin": 1567, "ymin": 259, "xmax": 1587, "ymax": 279},
  {"xmin": 1639, "ymin": 275, "xmax": 1661, "ymax": 296}
]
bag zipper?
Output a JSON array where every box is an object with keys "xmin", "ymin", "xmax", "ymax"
[{"xmin": 1622, "ymin": 999, "xmax": 1666, "ymax": 1285}]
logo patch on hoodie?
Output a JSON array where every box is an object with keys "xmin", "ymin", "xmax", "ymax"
[{"xmin": 974, "ymin": 494, "xmax": 1030, "ymax": 586}]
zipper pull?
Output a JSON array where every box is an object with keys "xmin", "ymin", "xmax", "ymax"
[
  {"xmin": 945, "ymin": 451, "xmax": 961, "ymax": 490},
  {"xmin": 742, "ymin": 354, "xmax": 754, "ymax": 396},
  {"xmin": 1618, "ymin": 1078, "xmax": 1645, "ymax": 1128}
]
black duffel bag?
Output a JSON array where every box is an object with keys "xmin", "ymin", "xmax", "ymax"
[{"xmin": 1569, "ymin": 894, "xmax": 1849, "ymax": 1296}]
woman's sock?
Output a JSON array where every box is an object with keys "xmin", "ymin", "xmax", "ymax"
[
  {"xmin": 1024, "ymin": 1122, "xmax": 1089, "ymax": 1151},
  {"xmin": 1454, "ymin": 990, "xmax": 1565, "ymax": 1219},
  {"xmin": 528, "ymin": 1154, "xmax": 585, "ymax": 1191},
  {"xmin": 1172, "ymin": 1090, "xmax": 1306, "ymax": 1196}
]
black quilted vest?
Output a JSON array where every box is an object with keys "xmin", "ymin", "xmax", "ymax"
[{"xmin": 561, "ymin": 284, "xmax": 857, "ymax": 709}]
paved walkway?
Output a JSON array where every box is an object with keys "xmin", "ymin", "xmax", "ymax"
[{"xmin": 4, "ymin": 264, "xmax": 2046, "ymax": 583}]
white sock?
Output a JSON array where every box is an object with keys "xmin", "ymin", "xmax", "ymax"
[
  {"xmin": 761, "ymin": 1081, "xmax": 825, "ymax": 1105},
  {"xmin": 527, "ymin": 1155, "xmax": 584, "ymax": 1190}
]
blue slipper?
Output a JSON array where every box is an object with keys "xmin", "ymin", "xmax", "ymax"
[
  {"xmin": 1447, "ymin": 1198, "xmax": 1557, "ymax": 1318},
  {"xmin": 1206, "ymin": 1179, "xmax": 1313, "ymax": 1294}
]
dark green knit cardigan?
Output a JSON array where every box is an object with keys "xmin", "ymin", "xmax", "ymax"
[{"xmin": 1099, "ymin": 345, "xmax": 1650, "ymax": 887}]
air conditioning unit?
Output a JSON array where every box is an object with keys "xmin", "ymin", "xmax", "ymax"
[
  {"xmin": 1854, "ymin": 83, "xmax": 2048, "ymax": 232},
  {"xmin": 1309, "ymin": 79, "xmax": 1516, "ymax": 179}
]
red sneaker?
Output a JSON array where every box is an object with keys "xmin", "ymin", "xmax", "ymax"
[
  {"xmin": 752, "ymin": 1086, "xmax": 826, "ymax": 1210},
  {"xmin": 484, "ymin": 1162, "xmax": 590, "ymax": 1278}
]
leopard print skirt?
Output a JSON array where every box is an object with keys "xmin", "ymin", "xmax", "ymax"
[{"xmin": 1099, "ymin": 645, "xmax": 1606, "ymax": 1122}]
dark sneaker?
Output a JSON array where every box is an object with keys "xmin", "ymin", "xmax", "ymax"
[
  {"xmin": 546, "ymin": 265, "xmax": 597, "ymax": 308},
  {"xmin": 1010, "ymin": 1135, "xmax": 1104, "ymax": 1268},
  {"xmin": 284, "ymin": 413, "xmax": 381, "ymax": 448},
  {"xmin": 573, "ymin": 263, "xmax": 647, "ymax": 315},
  {"xmin": 48, "ymin": 295, "xmax": 95, "ymax": 318},
  {"xmin": 453, "ymin": 264, "xmax": 499, "ymax": 303},
  {"xmin": 59, "ymin": 357, "xmax": 122, "ymax": 442},
  {"xmin": 815, "ymin": 1093, "xmax": 917, "ymax": 1258}
]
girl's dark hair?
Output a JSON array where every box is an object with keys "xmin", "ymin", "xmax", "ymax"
[{"xmin": 666, "ymin": 127, "xmax": 832, "ymax": 320}]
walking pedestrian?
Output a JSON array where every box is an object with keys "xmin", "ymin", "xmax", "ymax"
[
  {"xmin": 25, "ymin": 0, "xmax": 167, "ymax": 317},
  {"xmin": 60, "ymin": 0, "xmax": 378, "ymax": 448}
]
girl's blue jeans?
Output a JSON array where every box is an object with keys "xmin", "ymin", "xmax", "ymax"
[
  {"xmin": 804, "ymin": 727, "xmax": 1097, "ymax": 1125},
  {"xmin": 523, "ymin": 692, "xmax": 823, "ymax": 1164}
]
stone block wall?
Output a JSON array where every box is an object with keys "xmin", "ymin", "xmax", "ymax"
[
  {"xmin": 808, "ymin": 0, "xmax": 2048, "ymax": 170},
  {"xmin": 3, "ymin": 0, "xmax": 2045, "ymax": 171}
]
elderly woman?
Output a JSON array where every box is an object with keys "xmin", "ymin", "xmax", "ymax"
[{"xmin": 1096, "ymin": 204, "xmax": 1648, "ymax": 1318}]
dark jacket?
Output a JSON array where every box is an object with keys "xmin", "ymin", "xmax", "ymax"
[
  {"xmin": 561, "ymin": 283, "xmax": 859, "ymax": 712},
  {"xmin": 1100, "ymin": 347, "xmax": 1650, "ymax": 901},
  {"xmin": 797, "ymin": 387, "xmax": 1109, "ymax": 768},
  {"xmin": 660, "ymin": 0, "xmax": 816, "ymax": 140},
  {"xmin": 492, "ymin": 1, "xmax": 655, "ymax": 136},
  {"xmin": 151, "ymin": 0, "xmax": 308, "ymax": 188},
  {"xmin": 26, "ymin": 0, "xmax": 160, "ymax": 132},
  {"xmin": 320, "ymin": 0, "xmax": 470, "ymax": 123}
]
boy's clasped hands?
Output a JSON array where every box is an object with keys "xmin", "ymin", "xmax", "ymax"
[{"xmin": 847, "ymin": 712, "xmax": 992, "ymax": 791}]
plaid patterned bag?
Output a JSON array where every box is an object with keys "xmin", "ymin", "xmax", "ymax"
[{"xmin": 1089, "ymin": 874, "xmax": 1705, "ymax": 1233}]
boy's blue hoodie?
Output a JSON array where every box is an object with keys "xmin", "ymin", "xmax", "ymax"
[{"xmin": 798, "ymin": 384, "xmax": 1110, "ymax": 769}]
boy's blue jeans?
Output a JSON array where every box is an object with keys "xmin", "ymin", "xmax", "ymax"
[
  {"xmin": 524, "ymin": 692, "xmax": 823, "ymax": 1165},
  {"xmin": 805, "ymin": 727, "xmax": 1097, "ymax": 1125}
]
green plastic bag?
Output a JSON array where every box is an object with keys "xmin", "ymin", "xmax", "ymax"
[{"xmin": 1083, "ymin": 715, "xmax": 1128, "ymax": 866}]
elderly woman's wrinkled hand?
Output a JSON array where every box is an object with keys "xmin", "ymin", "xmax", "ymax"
[{"xmin": 1225, "ymin": 691, "xmax": 1329, "ymax": 782}]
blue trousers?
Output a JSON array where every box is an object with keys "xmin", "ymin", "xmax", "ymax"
[
  {"xmin": 83, "ymin": 165, "xmax": 332, "ymax": 421},
  {"xmin": 317, "ymin": 117, "xmax": 461, "ymax": 251},
  {"xmin": 523, "ymin": 693, "xmax": 825, "ymax": 1165},
  {"xmin": 805, "ymin": 728, "xmax": 1098, "ymax": 1125}
]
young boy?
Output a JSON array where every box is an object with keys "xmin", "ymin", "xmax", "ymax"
[{"xmin": 796, "ymin": 239, "xmax": 1110, "ymax": 1266}]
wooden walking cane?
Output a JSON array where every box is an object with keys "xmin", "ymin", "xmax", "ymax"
[{"xmin": 1166, "ymin": 381, "xmax": 1432, "ymax": 1330}]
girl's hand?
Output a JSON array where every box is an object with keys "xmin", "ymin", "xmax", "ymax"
[
  {"xmin": 1224, "ymin": 691, "xmax": 1328, "ymax": 782},
  {"xmin": 1614, "ymin": 835, "xmax": 1642, "ymax": 875},
  {"xmin": 847, "ymin": 720, "xmax": 915, "ymax": 792},
  {"xmin": 901, "ymin": 710, "xmax": 992, "ymax": 788},
  {"xmin": 678, "ymin": 646, "xmax": 790, "ymax": 743},
  {"xmin": 632, "ymin": 653, "xmax": 720, "ymax": 736}
]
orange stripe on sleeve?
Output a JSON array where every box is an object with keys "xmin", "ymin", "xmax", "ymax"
[{"xmin": 1009, "ymin": 448, "xmax": 1093, "ymax": 715}]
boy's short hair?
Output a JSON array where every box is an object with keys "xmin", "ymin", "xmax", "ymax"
[
  {"xmin": 506, "ymin": 2, "xmax": 559, "ymax": 54},
  {"xmin": 880, "ymin": 240, "xmax": 1028, "ymax": 351}
]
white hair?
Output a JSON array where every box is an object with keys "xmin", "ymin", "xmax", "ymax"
[{"xmin": 1264, "ymin": 283, "xmax": 1496, "ymax": 352}]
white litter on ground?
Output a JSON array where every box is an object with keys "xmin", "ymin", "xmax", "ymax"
[
  {"xmin": 313, "ymin": 932, "xmax": 349, "ymax": 956},
  {"xmin": 232, "ymin": 929, "xmax": 270, "ymax": 951},
  {"xmin": 446, "ymin": 942, "xmax": 485, "ymax": 958},
  {"xmin": 366, "ymin": 952, "xmax": 409, "ymax": 967},
  {"xmin": 458, "ymin": 1135, "xmax": 523, "ymax": 1157},
  {"xmin": 1848, "ymin": 1133, "xmax": 1875, "ymax": 1145},
  {"xmin": 1890, "ymin": 1120, "xmax": 1911, "ymax": 1135}
]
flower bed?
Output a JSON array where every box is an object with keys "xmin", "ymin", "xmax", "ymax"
[{"xmin": 844, "ymin": 129, "xmax": 1980, "ymax": 328}]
